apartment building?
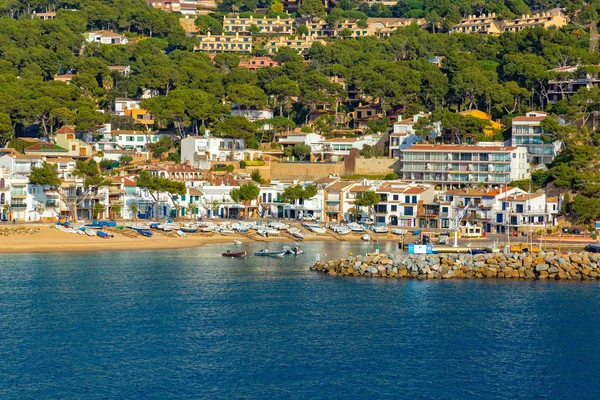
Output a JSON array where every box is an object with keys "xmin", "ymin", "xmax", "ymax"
[
  {"xmin": 450, "ymin": 13, "xmax": 503, "ymax": 34},
  {"xmin": 318, "ymin": 135, "xmax": 382, "ymax": 162},
  {"xmin": 264, "ymin": 35, "xmax": 325, "ymax": 54},
  {"xmin": 223, "ymin": 15, "xmax": 295, "ymax": 35},
  {"xmin": 502, "ymin": 9, "xmax": 568, "ymax": 32},
  {"xmin": 110, "ymin": 130, "xmax": 173, "ymax": 151},
  {"xmin": 510, "ymin": 111, "xmax": 562, "ymax": 165},
  {"xmin": 400, "ymin": 144, "xmax": 530, "ymax": 188},
  {"xmin": 547, "ymin": 64, "xmax": 600, "ymax": 103},
  {"xmin": 180, "ymin": 134, "xmax": 249, "ymax": 169},
  {"xmin": 366, "ymin": 18, "xmax": 426, "ymax": 38},
  {"xmin": 195, "ymin": 32, "xmax": 252, "ymax": 53},
  {"xmin": 374, "ymin": 182, "xmax": 435, "ymax": 227},
  {"xmin": 388, "ymin": 113, "xmax": 429, "ymax": 158}
]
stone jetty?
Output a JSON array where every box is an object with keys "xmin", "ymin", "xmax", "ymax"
[{"xmin": 310, "ymin": 251, "xmax": 600, "ymax": 280}]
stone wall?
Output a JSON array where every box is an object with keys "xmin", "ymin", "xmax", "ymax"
[
  {"xmin": 353, "ymin": 157, "xmax": 397, "ymax": 176},
  {"xmin": 311, "ymin": 251, "xmax": 600, "ymax": 280},
  {"xmin": 270, "ymin": 161, "xmax": 345, "ymax": 180}
]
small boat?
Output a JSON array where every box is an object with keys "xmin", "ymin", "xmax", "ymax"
[
  {"xmin": 222, "ymin": 250, "xmax": 246, "ymax": 258},
  {"xmin": 361, "ymin": 233, "xmax": 371, "ymax": 241},
  {"xmin": 233, "ymin": 240, "xmax": 243, "ymax": 245},
  {"xmin": 308, "ymin": 226, "xmax": 326, "ymax": 234},
  {"xmin": 220, "ymin": 229, "xmax": 235, "ymax": 235},
  {"xmin": 392, "ymin": 228, "xmax": 406, "ymax": 236},
  {"xmin": 336, "ymin": 227, "xmax": 351, "ymax": 235},
  {"xmin": 180, "ymin": 225, "xmax": 199, "ymax": 233},
  {"xmin": 97, "ymin": 231, "xmax": 110, "ymax": 239},
  {"xmin": 291, "ymin": 231, "xmax": 304, "ymax": 239},
  {"xmin": 348, "ymin": 223, "xmax": 365, "ymax": 232},
  {"xmin": 176, "ymin": 230, "xmax": 186, "ymax": 237},
  {"xmin": 85, "ymin": 229, "xmax": 96, "ymax": 237},
  {"xmin": 149, "ymin": 222, "xmax": 161, "ymax": 229},
  {"xmin": 283, "ymin": 246, "xmax": 303, "ymax": 255},
  {"xmin": 137, "ymin": 229, "xmax": 153, "ymax": 237},
  {"xmin": 254, "ymin": 249, "xmax": 286, "ymax": 256},
  {"xmin": 372, "ymin": 226, "xmax": 389, "ymax": 234}
]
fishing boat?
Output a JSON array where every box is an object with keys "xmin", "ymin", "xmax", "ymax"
[
  {"xmin": 336, "ymin": 227, "xmax": 351, "ymax": 235},
  {"xmin": 348, "ymin": 222, "xmax": 365, "ymax": 232},
  {"xmin": 392, "ymin": 228, "xmax": 406, "ymax": 236},
  {"xmin": 221, "ymin": 250, "xmax": 246, "ymax": 258},
  {"xmin": 372, "ymin": 226, "xmax": 389, "ymax": 234},
  {"xmin": 361, "ymin": 233, "xmax": 371, "ymax": 241},
  {"xmin": 283, "ymin": 246, "xmax": 303, "ymax": 255},
  {"xmin": 180, "ymin": 224, "xmax": 199, "ymax": 233},
  {"xmin": 292, "ymin": 231, "xmax": 305, "ymax": 239},
  {"xmin": 97, "ymin": 231, "xmax": 111, "ymax": 239},
  {"xmin": 176, "ymin": 230, "xmax": 186, "ymax": 237},
  {"xmin": 308, "ymin": 226, "xmax": 326, "ymax": 234},
  {"xmin": 233, "ymin": 240, "xmax": 243, "ymax": 245},
  {"xmin": 85, "ymin": 229, "xmax": 97, "ymax": 237},
  {"xmin": 135, "ymin": 229, "xmax": 153, "ymax": 237},
  {"xmin": 220, "ymin": 229, "xmax": 235, "ymax": 235},
  {"xmin": 254, "ymin": 249, "xmax": 286, "ymax": 256}
]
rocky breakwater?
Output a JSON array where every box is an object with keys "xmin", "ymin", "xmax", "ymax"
[{"xmin": 310, "ymin": 251, "xmax": 600, "ymax": 280}]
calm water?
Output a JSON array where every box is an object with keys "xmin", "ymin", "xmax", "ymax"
[{"xmin": 1, "ymin": 241, "xmax": 600, "ymax": 399}]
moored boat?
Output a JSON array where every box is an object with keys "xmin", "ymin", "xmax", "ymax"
[
  {"xmin": 254, "ymin": 249, "xmax": 286, "ymax": 256},
  {"xmin": 222, "ymin": 250, "xmax": 246, "ymax": 258}
]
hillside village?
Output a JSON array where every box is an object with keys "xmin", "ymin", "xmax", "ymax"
[{"xmin": 1, "ymin": 0, "xmax": 600, "ymax": 233}]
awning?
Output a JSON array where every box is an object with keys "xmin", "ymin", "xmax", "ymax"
[{"xmin": 326, "ymin": 200, "xmax": 340, "ymax": 204}]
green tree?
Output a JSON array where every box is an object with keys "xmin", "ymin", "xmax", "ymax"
[
  {"xmin": 251, "ymin": 169, "xmax": 265, "ymax": 184},
  {"xmin": 215, "ymin": 116, "xmax": 257, "ymax": 140},
  {"xmin": 280, "ymin": 184, "xmax": 318, "ymax": 204},
  {"xmin": 229, "ymin": 182, "xmax": 260, "ymax": 219},
  {"xmin": 292, "ymin": 143, "xmax": 311, "ymax": 161},
  {"xmin": 0, "ymin": 112, "xmax": 13, "ymax": 145},
  {"xmin": 195, "ymin": 15, "xmax": 223, "ymax": 34},
  {"xmin": 128, "ymin": 201, "xmax": 139, "ymax": 220},
  {"xmin": 93, "ymin": 202, "xmax": 105, "ymax": 219},
  {"xmin": 354, "ymin": 190, "xmax": 381, "ymax": 219},
  {"xmin": 135, "ymin": 170, "xmax": 186, "ymax": 220},
  {"xmin": 111, "ymin": 204, "xmax": 122, "ymax": 220},
  {"xmin": 298, "ymin": 0, "xmax": 326, "ymax": 19},
  {"xmin": 119, "ymin": 154, "xmax": 134, "ymax": 165}
]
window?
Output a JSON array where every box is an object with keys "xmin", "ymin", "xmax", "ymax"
[
  {"xmin": 71, "ymin": 145, "xmax": 76, "ymax": 151},
  {"xmin": 404, "ymin": 206, "xmax": 413, "ymax": 216},
  {"xmin": 393, "ymin": 195, "xmax": 399, "ymax": 201},
  {"xmin": 442, "ymin": 207, "xmax": 448, "ymax": 213},
  {"xmin": 516, "ymin": 204, "xmax": 524, "ymax": 213},
  {"xmin": 127, "ymin": 136, "xmax": 134, "ymax": 142},
  {"xmin": 137, "ymin": 137, "xmax": 144, "ymax": 142},
  {"xmin": 404, "ymin": 195, "xmax": 410, "ymax": 203},
  {"xmin": 181, "ymin": 195, "xmax": 186, "ymax": 201},
  {"xmin": 391, "ymin": 205, "xmax": 397, "ymax": 211},
  {"xmin": 411, "ymin": 196, "xmax": 417, "ymax": 204}
]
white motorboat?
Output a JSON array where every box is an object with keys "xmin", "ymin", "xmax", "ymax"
[
  {"xmin": 372, "ymin": 226, "xmax": 389, "ymax": 234},
  {"xmin": 348, "ymin": 222, "xmax": 365, "ymax": 232},
  {"xmin": 361, "ymin": 233, "xmax": 371, "ymax": 241},
  {"xmin": 336, "ymin": 227, "xmax": 351, "ymax": 235},
  {"xmin": 392, "ymin": 228, "xmax": 406, "ymax": 236},
  {"xmin": 233, "ymin": 240, "xmax": 243, "ymax": 245},
  {"xmin": 85, "ymin": 229, "xmax": 97, "ymax": 237}
]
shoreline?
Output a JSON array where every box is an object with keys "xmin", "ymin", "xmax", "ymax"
[{"xmin": 0, "ymin": 224, "xmax": 595, "ymax": 255}]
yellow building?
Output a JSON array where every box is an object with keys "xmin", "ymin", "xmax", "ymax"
[
  {"xmin": 502, "ymin": 9, "xmax": 568, "ymax": 32},
  {"xmin": 265, "ymin": 35, "xmax": 325, "ymax": 54},
  {"xmin": 459, "ymin": 110, "xmax": 503, "ymax": 137},
  {"xmin": 194, "ymin": 32, "xmax": 252, "ymax": 53},
  {"xmin": 223, "ymin": 15, "xmax": 295, "ymax": 35},
  {"xmin": 451, "ymin": 13, "xmax": 503, "ymax": 34},
  {"xmin": 125, "ymin": 108, "xmax": 154, "ymax": 126}
]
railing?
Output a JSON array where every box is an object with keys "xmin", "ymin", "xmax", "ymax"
[{"xmin": 11, "ymin": 202, "xmax": 26, "ymax": 209}]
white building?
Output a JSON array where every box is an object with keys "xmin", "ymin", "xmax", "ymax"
[
  {"xmin": 180, "ymin": 133, "xmax": 262, "ymax": 169},
  {"xmin": 110, "ymin": 131, "xmax": 173, "ymax": 151},
  {"xmin": 400, "ymin": 144, "xmax": 530, "ymax": 188},
  {"xmin": 114, "ymin": 98, "xmax": 141, "ymax": 116},
  {"xmin": 510, "ymin": 111, "xmax": 562, "ymax": 165},
  {"xmin": 85, "ymin": 30, "xmax": 129, "ymax": 45},
  {"xmin": 389, "ymin": 113, "xmax": 430, "ymax": 158},
  {"xmin": 318, "ymin": 135, "xmax": 382, "ymax": 161}
]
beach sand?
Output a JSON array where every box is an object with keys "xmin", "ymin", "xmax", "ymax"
[{"xmin": 0, "ymin": 224, "xmax": 378, "ymax": 254}]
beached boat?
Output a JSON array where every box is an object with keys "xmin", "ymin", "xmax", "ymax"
[
  {"xmin": 348, "ymin": 223, "xmax": 365, "ymax": 232},
  {"xmin": 176, "ymin": 230, "xmax": 186, "ymax": 237},
  {"xmin": 233, "ymin": 240, "xmax": 243, "ymax": 245},
  {"xmin": 97, "ymin": 231, "xmax": 110, "ymax": 239},
  {"xmin": 361, "ymin": 233, "xmax": 371, "ymax": 241},
  {"xmin": 336, "ymin": 227, "xmax": 351, "ymax": 235},
  {"xmin": 392, "ymin": 228, "xmax": 406, "ymax": 236},
  {"xmin": 220, "ymin": 229, "xmax": 235, "ymax": 235},
  {"xmin": 222, "ymin": 250, "xmax": 246, "ymax": 258},
  {"xmin": 85, "ymin": 229, "xmax": 96, "ymax": 237},
  {"xmin": 292, "ymin": 231, "xmax": 304, "ymax": 239},
  {"xmin": 136, "ymin": 229, "xmax": 153, "ymax": 237},
  {"xmin": 372, "ymin": 226, "xmax": 389, "ymax": 234},
  {"xmin": 180, "ymin": 224, "xmax": 199, "ymax": 233},
  {"xmin": 254, "ymin": 249, "xmax": 286, "ymax": 256}
]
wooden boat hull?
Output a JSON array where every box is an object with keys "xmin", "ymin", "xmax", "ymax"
[{"xmin": 222, "ymin": 251, "xmax": 246, "ymax": 258}]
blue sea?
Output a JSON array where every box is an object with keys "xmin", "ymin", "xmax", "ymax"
[{"xmin": 1, "ymin": 241, "xmax": 600, "ymax": 399}]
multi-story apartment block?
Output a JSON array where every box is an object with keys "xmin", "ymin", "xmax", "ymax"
[
  {"xmin": 510, "ymin": 111, "xmax": 562, "ymax": 165},
  {"xmin": 400, "ymin": 144, "xmax": 530, "ymax": 188},
  {"xmin": 319, "ymin": 135, "xmax": 382, "ymax": 162},
  {"xmin": 451, "ymin": 9, "xmax": 567, "ymax": 35},
  {"xmin": 502, "ymin": 9, "xmax": 568, "ymax": 32},
  {"xmin": 450, "ymin": 13, "xmax": 503, "ymax": 34},
  {"xmin": 373, "ymin": 182, "xmax": 435, "ymax": 227},
  {"xmin": 547, "ymin": 64, "xmax": 600, "ymax": 103},
  {"xmin": 110, "ymin": 130, "xmax": 173, "ymax": 151},
  {"xmin": 264, "ymin": 35, "xmax": 325, "ymax": 54},
  {"xmin": 223, "ymin": 15, "xmax": 295, "ymax": 35},
  {"xmin": 366, "ymin": 18, "xmax": 426, "ymax": 38},
  {"xmin": 388, "ymin": 113, "xmax": 429, "ymax": 158},
  {"xmin": 180, "ymin": 133, "xmax": 253, "ymax": 169},
  {"xmin": 195, "ymin": 32, "xmax": 252, "ymax": 53}
]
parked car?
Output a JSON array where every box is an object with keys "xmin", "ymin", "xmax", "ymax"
[{"xmin": 584, "ymin": 244, "xmax": 600, "ymax": 253}]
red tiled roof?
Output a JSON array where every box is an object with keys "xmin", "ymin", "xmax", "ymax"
[
  {"xmin": 512, "ymin": 116, "xmax": 546, "ymax": 122},
  {"xmin": 56, "ymin": 125, "xmax": 76, "ymax": 134},
  {"xmin": 24, "ymin": 142, "xmax": 67, "ymax": 152}
]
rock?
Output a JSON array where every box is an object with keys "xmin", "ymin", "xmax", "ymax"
[
  {"xmin": 548, "ymin": 266, "xmax": 558, "ymax": 274},
  {"xmin": 535, "ymin": 264, "xmax": 549, "ymax": 272},
  {"xmin": 523, "ymin": 256, "xmax": 532, "ymax": 268},
  {"xmin": 539, "ymin": 271, "xmax": 549, "ymax": 279},
  {"xmin": 354, "ymin": 261, "xmax": 362, "ymax": 268},
  {"xmin": 367, "ymin": 266, "xmax": 379, "ymax": 275}
]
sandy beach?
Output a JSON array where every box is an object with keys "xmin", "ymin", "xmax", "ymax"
[
  {"xmin": 0, "ymin": 224, "xmax": 593, "ymax": 254},
  {"xmin": 0, "ymin": 224, "xmax": 376, "ymax": 254}
]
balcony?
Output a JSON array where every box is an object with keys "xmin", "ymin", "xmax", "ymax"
[
  {"xmin": 11, "ymin": 202, "xmax": 27, "ymax": 209},
  {"xmin": 46, "ymin": 200, "xmax": 59, "ymax": 207}
]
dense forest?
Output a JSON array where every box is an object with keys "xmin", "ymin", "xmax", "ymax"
[{"xmin": 2, "ymin": 0, "xmax": 600, "ymax": 218}]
